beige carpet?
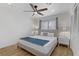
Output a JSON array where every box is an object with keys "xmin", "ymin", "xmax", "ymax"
[{"xmin": 0, "ymin": 44, "xmax": 73, "ymax": 56}]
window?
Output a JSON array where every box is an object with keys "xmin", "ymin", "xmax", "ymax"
[
  {"xmin": 48, "ymin": 21, "xmax": 56, "ymax": 30},
  {"xmin": 41, "ymin": 21, "xmax": 48, "ymax": 30},
  {"xmin": 41, "ymin": 20, "xmax": 56, "ymax": 30}
]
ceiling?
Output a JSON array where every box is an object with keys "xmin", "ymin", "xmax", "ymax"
[
  {"xmin": 32, "ymin": 3, "xmax": 74, "ymax": 17},
  {"xmin": 0, "ymin": 3, "xmax": 74, "ymax": 17}
]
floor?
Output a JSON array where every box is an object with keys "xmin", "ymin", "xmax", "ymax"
[{"xmin": 0, "ymin": 44, "xmax": 73, "ymax": 56}]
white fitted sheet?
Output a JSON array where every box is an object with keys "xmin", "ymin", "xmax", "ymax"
[{"xmin": 18, "ymin": 35, "xmax": 57, "ymax": 56}]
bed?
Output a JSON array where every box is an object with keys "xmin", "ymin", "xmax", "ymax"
[{"xmin": 18, "ymin": 35, "xmax": 57, "ymax": 56}]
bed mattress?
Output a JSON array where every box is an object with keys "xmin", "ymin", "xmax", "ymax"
[{"xmin": 18, "ymin": 35, "xmax": 57, "ymax": 56}]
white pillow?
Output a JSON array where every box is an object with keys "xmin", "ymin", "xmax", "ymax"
[
  {"xmin": 40, "ymin": 32, "xmax": 48, "ymax": 36},
  {"xmin": 32, "ymin": 31, "xmax": 39, "ymax": 36},
  {"xmin": 48, "ymin": 33, "xmax": 54, "ymax": 37},
  {"xmin": 40, "ymin": 32, "xmax": 44, "ymax": 36}
]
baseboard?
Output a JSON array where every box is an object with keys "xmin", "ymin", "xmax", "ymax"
[{"xmin": 0, "ymin": 42, "xmax": 18, "ymax": 49}]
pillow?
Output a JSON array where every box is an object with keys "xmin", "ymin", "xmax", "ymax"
[
  {"xmin": 40, "ymin": 32, "xmax": 44, "ymax": 36},
  {"xmin": 32, "ymin": 31, "xmax": 39, "ymax": 35},
  {"xmin": 48, "ymin": 33, "xmax": 54, "ymax": 37},
  {"xmin": 40, "ymin": 32, "xmax": 48, "ymax": 36}
]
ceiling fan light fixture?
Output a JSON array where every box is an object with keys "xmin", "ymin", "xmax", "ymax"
[
  {"xmin": 34, "ymin": 5, "xmax": 37, "ymax": 8},
  {"xmin": 34, "ymin": 12, "xmax": 37, "ymax": 14},
  {"xmin": 24, "ymin": 3, "xmax": 48, "ymax": 16}
]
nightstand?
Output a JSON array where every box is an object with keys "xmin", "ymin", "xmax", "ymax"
[{"xmin": 58, "ymin": 32, "xmax": 70, "ymax": 47}]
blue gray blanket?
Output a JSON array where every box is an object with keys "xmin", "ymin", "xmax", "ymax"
[{"xmin": 21, "ymin": 37, "xmax": 49, "ymax": 46}]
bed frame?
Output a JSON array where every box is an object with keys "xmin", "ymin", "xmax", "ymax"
[{"xmin": 17, "ymin": 39, "xmax": 57, "ymax": 56}]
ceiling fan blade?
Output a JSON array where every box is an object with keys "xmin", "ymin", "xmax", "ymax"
[
  {"xmin": 38, "ymin": 8, "xmax": 48, "ymax": 12},
  {"xmin": 24, "ymin": 11, "xmax": 34, "ymax": 12},
  {"xmin": 34, "ymin": 6, "xmax": 43, "ymax": 16},
  {"xmin": 29, "ymin": 4, "xmax": 44, "ymax": 16},
  {"xmin": 29, "ymin": 3, "xmax": 36, "ymax": 12},
  {"xmin": 32, "ymin": 13, "xmax": 35, "ymax": 16},
  {"xmin": 37, "ymin": 12, "xmax": 43, "ymax": 15}
]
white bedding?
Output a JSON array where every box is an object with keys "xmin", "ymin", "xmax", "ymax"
[{"xmin": 18, "ymin": 35, "xmax": 57, "ymax": 56}]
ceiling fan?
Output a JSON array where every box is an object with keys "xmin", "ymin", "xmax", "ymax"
[{"xmin": 24, "ymin": 3, "xmax": 48, "ymax": 16}]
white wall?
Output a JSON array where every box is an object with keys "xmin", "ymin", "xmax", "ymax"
[
  {"xmin": 57, "ymin": 12, "xmax": 71, "ymax": 31},
  {"xmin": 40, "ymin": 12, "xmax": 71, "ymax": 32},
  {"xmin": 0, "ymin": 4, "xmax": 33, "ymax": 48},
  {"xmin": 70, "ymin": 4, "xmax": 79, "ymax": 56}
]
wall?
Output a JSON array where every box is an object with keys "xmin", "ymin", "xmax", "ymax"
[
  {"xmin": 32, "ymin": 16, "xmax": 40, "ymax": 35},
  {"xmin": 70, "ymin": 4, "xmax": 79, "ymax": 56},
  {"xmin": 57, "ymin": 12, "xmax": 71, "ymax": 32},
  {"xmin": 0, "ymin": 4, "xmax": 33, "ymax": 48},
  {"xmin": 38, "ymin": 12, "xmax": 71, "ymax": 39},
  {"xmin": 40, "ymin": 12, "xmax": 71, "ymax": 32}
]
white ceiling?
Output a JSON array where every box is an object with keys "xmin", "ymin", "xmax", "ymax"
[
  {"xmin": 0, "ymin": 3, "xmax": 74, "ymax": 17},
  {"xmin": 32, "ymin": 3, "xmax": 74, "ymax": 17}
]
